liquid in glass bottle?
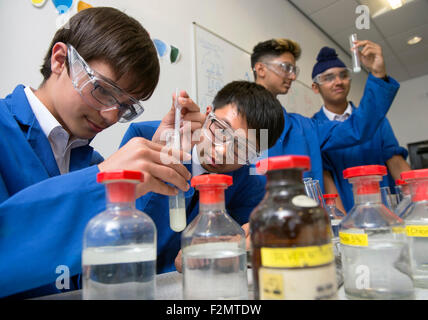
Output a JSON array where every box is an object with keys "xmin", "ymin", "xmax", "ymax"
[
  {"xmin": 339, "ymin": 165, "xmax": 414, "ymax": 299},
  {"xmin": 401, "ymin": 169, "xmax": 428, "ymax": 288},
  {"xmin": 250, "ymin": 155, "xmax": 337, "ymax": 300},
  {"xmin": 181, "ymin": 174, "xmax": 248, "ymax": 300},
  {"xmin": 82, "ymin": 170, "xmax": 157, "ymax": 300}
]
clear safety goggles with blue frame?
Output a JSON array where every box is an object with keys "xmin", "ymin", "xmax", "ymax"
[
  {"xmin": 202, "ymin": 112, "xmax": 260, "ymax": 165},
  {"xmin": 67, "ymin": 44, "xmax": 145, "ymax": 123}
]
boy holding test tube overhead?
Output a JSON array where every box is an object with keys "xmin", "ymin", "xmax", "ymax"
[
  {"xmin": 250, "ymin": 38, "xmax": 400, "ymax": 192},
  {"xmin": 311, "ymin": 41, "xmax": 410, "ymax": 213}
]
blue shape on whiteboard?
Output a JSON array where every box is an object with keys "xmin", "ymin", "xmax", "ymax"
[
  {"xmin": 153, "ymin": 39, "xmax": 168, "ymax": 57},
  {"xmin": 52, "ymin": 0, "xmax": 73, "ymax": 14}
]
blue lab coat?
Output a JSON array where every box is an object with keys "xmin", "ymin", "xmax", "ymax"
[
  {"xmin": 312, "ymin": 104, "xmax": 408, "ymax": 212},
  {"xmin": 0, "ymin": 85, "xmax": 105, "ymax": 298},
  {"xmin": 266, "ymin": 74, "xmax": 400, "ymax": 192},
  {"xmin": 120, "ymin": 122, "xmax": 266, "ymax": 274}
]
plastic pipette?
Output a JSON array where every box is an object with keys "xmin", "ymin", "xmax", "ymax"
[
  {"xmin": 169, "ymin": 88, "xmax": 187, "ymax": 232},
  {"xmin": 349, "ymin": 33, "xmax": 361, "ymax": 73}
]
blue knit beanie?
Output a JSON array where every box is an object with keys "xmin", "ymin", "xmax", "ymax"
[{"xmin": 312, "ymin": 47, "xmax": 346, "ymax": 79}]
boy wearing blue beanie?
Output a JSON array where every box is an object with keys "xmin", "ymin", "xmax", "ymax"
[
  {"xmin": 311, "ymin": 44, "xmax": 410, "ymax": 213},
  {"xmin": 250, "ymin": 38, "xmax": 400, "ymax": 193}
]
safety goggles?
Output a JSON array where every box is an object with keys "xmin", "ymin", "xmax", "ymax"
[
  {"xmin": 265, "ymin": 61, "xmax": 300, "ymax": 79},
  {"xmin": 202, "ymin": 112, "xmax": 260, "ymax": 165},
  {"xmin": 313, "ymin": 68, "xmax": 352, "ymax": 85},
  {"xmin": 67, "ymin": 44, "xmax": 145, "ymax": 123}
]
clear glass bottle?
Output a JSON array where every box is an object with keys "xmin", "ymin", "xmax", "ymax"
[
  {"xmin": 401, "ymin": 169, "xmax": 428, "ymax": 288},
  {"xmin": 323, "ymin": 194, "xmax": 345, "ymax": 286},
  {"xmin": 339, "ymin": 165, "xmax": 414, "ymax": 300},
  {"xmin": 395, "ymin": 179, "xmax": 412, "ymax": 218},
  {"xmin": 181, "ymin": 174, "xmax": 248, "ymax": 300},
  {"xmin": 82, "ymin": 170, "xmax": 157, "ymax": 300},
  {"xmin": 250, "ymin": 155, "xmax": 337, "ymax": 300}
]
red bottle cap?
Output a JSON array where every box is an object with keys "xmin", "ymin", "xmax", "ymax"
[
  {"xmin": 97, "ymin": 170, "xmax": 143, "ymax": 203},
  {"xmin": 401, "ymin": 169, "xmax": 428, "ymax": 181},
  {"xmin": 401, "ymin": 169, "xmax": 428, "ymax": 202},
  {"xmin": 256, "ymin": 155, "xmax": 311, "ymax": 174},
  {"xmin": 97, "ymin": 170, "xmax": 143, "ymax": 183},
  {"xmin": 323, "ymin": 194, "xmax": 338, "ymax": 199},
  {"xmin": 191, "ymin": 174, "xmax": 233, "ymax": 204},
  {"xmin": 343, "ymin": 165, "xmax": 387, "ymax": 179},
  {"xmin": 395, "ymin": 179, "xmax": 407, "ymax": 186}
]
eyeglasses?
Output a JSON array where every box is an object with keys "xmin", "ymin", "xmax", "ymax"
[
  {"xmin": 67, "ymin": 44, "xmax": 145, "ymax": 123},
  {"xmin": 265, "ymin": 61, "xmax": 300, "ymax": 79},
  {"xmin": 202, "ymin": 112, "xmax": 260, "ymax": 165},
  {"xmin": 313, "ymin": 68, "xmax": 352, "ymax": 85}
]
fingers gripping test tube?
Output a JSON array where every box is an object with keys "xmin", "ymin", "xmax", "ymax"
[
  {"xmin": 169, "ymin": 89, "xmax": 187, "ymax": 232},
  {"xmin": 349, "ymin": 33, "xmax": 361, "ymax": 73}
]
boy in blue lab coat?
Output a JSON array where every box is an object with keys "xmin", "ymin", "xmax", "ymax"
[
  {"xmin": 120, "ymin": 81, "xmax": 285, "ymax": 274},
  {"xmin": 0, "ymin": 7, "xmax": 202, "ymax": 299},
  {"xmin": 311, "ymin": 46, "xmax": 410, "ymax": 212},
  {"xmin": 250, "ymin": 38, "xmax": 400, "ymax": 192}
]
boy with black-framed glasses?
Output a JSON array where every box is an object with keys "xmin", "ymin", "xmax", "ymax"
[{"xmin": 120, "ymin": 80, "xmax": 285, "ymax": 274}]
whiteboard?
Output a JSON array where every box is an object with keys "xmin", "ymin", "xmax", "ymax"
[
  {"xmin": 279, "ymin": 80, "xmax": 323, "ymax": 117},
  {"xmin": 192, "ymin": 22, "xmax": 322, "ymax": 117},
  {"xmin": 193, "ymin": 22, "xmax": 253, "ymax": 112}
]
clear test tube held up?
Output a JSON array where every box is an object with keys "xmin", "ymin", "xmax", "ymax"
[{"xmin": 349, "ymin": 33, "xmax": 361, "ymax": 73}]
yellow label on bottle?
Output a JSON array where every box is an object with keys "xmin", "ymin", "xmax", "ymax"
[
  {"xmin": 339, "ymin": 232, "xmax": 368, "ymax": 247},
  {"xmin": 392, "ymin": 226, "xmax": 406, "ymax": 234},
  {"xmin": 405, "ymin": 225, "xmax": 428, "ymax": 237},
  {"xmin": 260, "ymin": 243, "xmax": 334, "ymax": 268}
]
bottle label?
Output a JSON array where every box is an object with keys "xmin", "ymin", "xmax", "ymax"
[
  {"xmin": 405, "ymin": 225, "xmax": 428, "ymax": 237},
  {"xmin": 260, "ymin": 243, "xmax": 334, "ymax": 268},
  {"xmin": 339, "ymin": 231, "xmax": 368, "ymax": 247},
  {"xmin": 258, "ymin": 264, "xmax": 337, "ymax": 300}
]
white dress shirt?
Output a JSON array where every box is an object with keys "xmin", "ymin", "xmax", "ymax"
[
  {"xmin": 322, "ymin": 103, "xmax": 353, "ymax": 122},
  {"xmin": 24, "ymin": 86, "xmax": 88, "ymax": 174}
]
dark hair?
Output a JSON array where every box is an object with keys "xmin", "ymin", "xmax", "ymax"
[
  {"xmin": 212, "ymin": 81, "xmax": 284, "ymax": 150},
  {"xmin": 251, "ymin": 38, "xmax": 301, "ymax": 79},
  {"xmin": 40, "ymin": 7, "xmax": 160, "ymax": 101}
]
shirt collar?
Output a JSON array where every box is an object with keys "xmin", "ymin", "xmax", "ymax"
[
  {"xmin": 322, "ymin": 103, "xmax": 353, "ymax": 122},
  {"xmin": 24, "ymin": 86, "xmax": 63, "ymax": 138},
  {"xmin": 23, "ymin": 86, "xmax": 88, "ymax": 146}
]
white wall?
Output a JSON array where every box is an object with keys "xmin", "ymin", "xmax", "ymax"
[
  {"xmin": 388, "ymin": 73, "xmax": 428, "ymax": 149},
  {"xmin": 0, "ymin": 0, "xmax": 390, "ymax": 158}
]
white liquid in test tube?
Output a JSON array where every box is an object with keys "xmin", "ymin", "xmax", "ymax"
[
  {"xmin": 349, "ymin": 33, "xmax": 361, "ymax": 73},
  {"xmin": 169, "ymin": 88, "xmax": 187, "ymax": 232}
]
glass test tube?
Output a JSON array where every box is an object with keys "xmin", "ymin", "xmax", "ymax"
[
  {"xmin": 349, "ymin": 33, "xmax": 361, "ymax": 73},
  {"xmin": 169, "ymin": 89, "xmax": 187, "ymax": 232}
]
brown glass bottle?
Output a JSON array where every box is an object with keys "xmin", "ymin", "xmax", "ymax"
[{"xmin": 250, "ymin": 155, "xmax": 337, "ymax": 300}]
